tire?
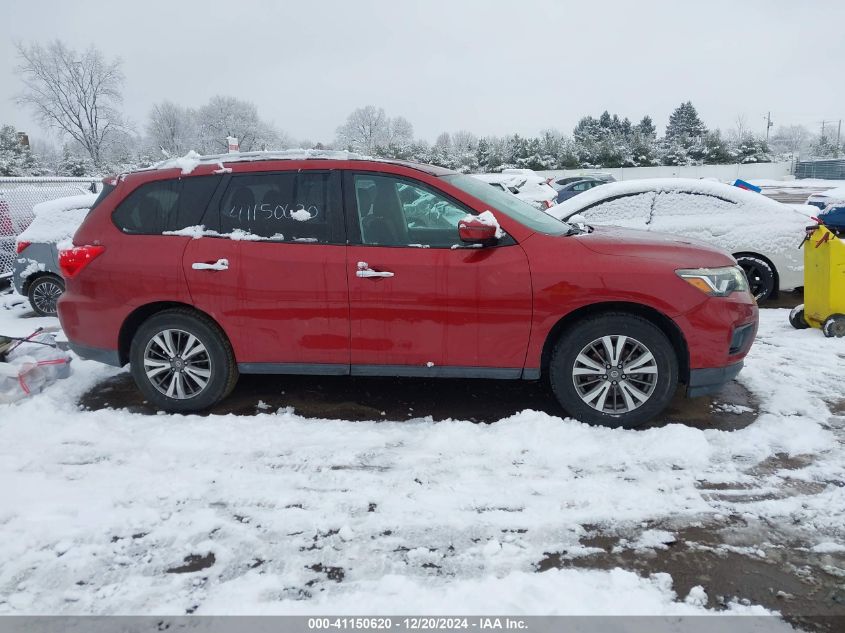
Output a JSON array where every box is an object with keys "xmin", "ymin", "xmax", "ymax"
[
  {"xmin": 735, "ymin": 255, "xmax": 775, "ymax": 302},
  {"xmin": 129, "ymin": 309, "xmax": 238, "ymax": 412},
  {"xmin": 27, "ymin": 275, "xmax": 65, "ymax": 317},
  {"xmin": 822, "ymin": 315, "xmax": 845, "ymax": 338},
  {"xmin": 549, "ymin": 313, "xmax": 679, "ymax": 429},
  {"xmin": 789, "ymin": 304, "xmax": 810, "ymax": 330}
]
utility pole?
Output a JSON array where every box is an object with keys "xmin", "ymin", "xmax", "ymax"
[{"xmin": 764, "ymin": 112, "xmax": 773, "ymax": 141}]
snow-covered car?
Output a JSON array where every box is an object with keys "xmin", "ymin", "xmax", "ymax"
[
  {"xmin": 547, "ymin": 178, "xmax": 810, "ymax": 301},
  {"xmin": 12, "ymin": 192, "xmax": 99, "ymax": 316},
  {"xmin": 553, "ymin": 173, "xmax": 616, "ymax": 188},
  {"xmin": 0, "ymin": 184, "xmax": 94, "ymax": 276},
  {"xmin": 472, "ymin": 169, "xmax": 558, "ymax": 210},
  {"xmin": 806, "ymin": 185, "xmax": 845, "ymax": 211}
]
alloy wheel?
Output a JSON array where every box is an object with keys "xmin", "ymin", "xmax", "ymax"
[
  {"xmin": 31, "ymin": 279, "xmax": 63, "ymax": 315},
  {"xmin": 572, "ymin": 335, "xmax": 659, "ymax": 414},
  {"xmin": 143, "ymin": 328, "xmax": 212, "ymax": 399}
]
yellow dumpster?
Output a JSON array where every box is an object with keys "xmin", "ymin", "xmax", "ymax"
[{"xmin": 790, "ymin": 221, "xmax": 845, "ymax": 337}]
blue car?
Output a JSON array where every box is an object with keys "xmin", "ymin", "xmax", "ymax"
[{"xmin": 553, "ymin": 178, "xmax": 608, "ymax": 204}]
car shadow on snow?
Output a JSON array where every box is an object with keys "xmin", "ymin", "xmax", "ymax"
[{"xmin": 79, "ymin": 371, "xmax": 758, "ymax": 431}]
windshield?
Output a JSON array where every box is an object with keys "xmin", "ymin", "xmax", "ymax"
[{"xmin": 441, "ymin": 174, "xmax": 571, "ymax": 236}]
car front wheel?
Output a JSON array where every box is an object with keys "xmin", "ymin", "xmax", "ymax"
[
  {"xmin": 735, "ymin": 255, "xmax": 775, "ymax": 301},
  {"xmin": 129, "ymin": 310, "xmax": 238, "ymax": 412},
  {"xmin": 549, "ymin": 314, "xmax": 678, "ymax": 428}
]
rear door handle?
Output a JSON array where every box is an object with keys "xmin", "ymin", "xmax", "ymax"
[
  {"xmin": 192, "ymin": 258, "xmax": 229, "ymax": 271},
  {"xmin": 356, "ymin": 261, "xmax": 394, "ymax": 278}
]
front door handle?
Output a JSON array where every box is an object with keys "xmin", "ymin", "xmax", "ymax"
[
  {"xmin": 192, "ymin": 258, "xmax": 229, "ymax": 271},
  {"xmin": 356, "ymin": 261, "xmax": 394, "ymax": 278}
]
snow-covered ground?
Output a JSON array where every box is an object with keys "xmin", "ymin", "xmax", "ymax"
[{"xmin": 0, "ymin": 292, "xmax": 843, "ymax": 619}]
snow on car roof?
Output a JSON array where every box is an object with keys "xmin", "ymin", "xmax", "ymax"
[
  {"xmin": 810, "ymin": 186, "xmax": 845, "ymax": 201},
  {"xmin": 30, "ymin": 192, "xmax": 99, "ymax": 217},
  {"xmin": 548, "ymin": 177, "xmax": 787, "ymax": 219},
  {"xmin": 18, "ymin": 193, "xmax": 98, "ymax": 245}
]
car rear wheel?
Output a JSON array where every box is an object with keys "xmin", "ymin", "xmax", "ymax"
[
  {"xmin": 28, "ymin": 275, "xmax": 65, "ymax": 317},
  {"xmin": 549, "ymin": 314, "xmax": 678, "ymax": 428},
  {"xmin": 735, "ymin": 255, "xmax": 775, "ymax": 301},
  {"xmin": 129, "ymin": 310, "xmax": 238, "ymax": 412}
]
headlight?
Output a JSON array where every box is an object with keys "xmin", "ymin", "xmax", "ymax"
[{"xmin": 676, "ymin": 266, "xmax": 750, "ymax": 297}]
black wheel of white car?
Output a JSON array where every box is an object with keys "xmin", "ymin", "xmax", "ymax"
[
  {"xmin": 130, "ymin": 310, "xmax": 238, "ymax": 412},
  {"xmin": 735, "ymin": 255, "xmax": 775, "ymax": 301},
  {"xmin": 28, "ymin": 275, "xmax": 65, "ymax": 317},
  {"xmin": 549, "ymin": 314, "xmax": 678, "ymax": 428}
]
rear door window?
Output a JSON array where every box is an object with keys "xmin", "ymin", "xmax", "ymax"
[{"xmin": 218, "ymin": 171, "xmax": 340, "ymax": 243}]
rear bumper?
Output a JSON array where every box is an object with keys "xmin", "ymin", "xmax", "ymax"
[
  {"xmin": 687, "ymin": 361, "xmax": 744, "ymax": 397},
  {"xmin": 68, "ymin": 341, "xmax": 122, "ymax": 367}
]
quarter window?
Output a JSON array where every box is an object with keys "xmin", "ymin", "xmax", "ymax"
[{"xmin": 112, "ymin": 176, "xmax": 221, "ymax": 234}]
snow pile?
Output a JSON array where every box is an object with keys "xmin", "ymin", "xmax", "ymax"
[
  {"xmin": 472, "ymin": 210, "xmax": 504, "ymax": 238},
  {"xmin": 0, "ymin": 306, "xmax": 842, "ymax": 616},
  {"xmin": 203, "ymin": 569, "xmax": 773, "ymax": 616},
  {"xmin": 16, "ymin": 193, "xmax": 98, "ymax": 245}
]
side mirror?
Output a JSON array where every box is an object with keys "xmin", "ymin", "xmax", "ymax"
[
  {"xmin": 458, "ymin": 216, "xmax": 498, "ymax": 243},
  {"xmin": 568, "ymin": 213, "xmax": 587, "ymax": 225}
]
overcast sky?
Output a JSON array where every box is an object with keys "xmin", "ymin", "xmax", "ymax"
[{"xmin": 1, "ymin": 0, "xmax": 843, "ymax": 147}]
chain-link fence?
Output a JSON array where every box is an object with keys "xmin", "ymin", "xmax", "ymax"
[{"xmin": 0, "ymin": 177, "xmax": 101, "ymax": 277}]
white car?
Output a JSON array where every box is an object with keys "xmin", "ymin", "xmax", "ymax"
[
  {"xmin": 806, "ymin": 186, "xmax": 845, "ymax": 211},
  {"xmin": 472, "ymin": 169, "xmax": 558, "ymax": 210},
  {"xmin": 547, "ymin": 178, "xmax": 811, "ymax": 301}
]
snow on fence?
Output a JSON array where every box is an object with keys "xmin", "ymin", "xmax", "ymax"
[
  {"xmin": 0, "ymin": 177, "xmax": 101, "ymax": 276},
  {"xmin": 539, "ymin": 161, "xmax": 793, "ymax": 183}
]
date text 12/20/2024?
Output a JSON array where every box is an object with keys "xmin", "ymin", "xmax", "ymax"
[{"xmin": 307, "ymin": 618, "xmax": 528, "ymax": 630}]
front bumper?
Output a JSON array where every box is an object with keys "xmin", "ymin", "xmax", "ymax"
[{"xmin": 687, "ymin": 361, "xmax": 744, "ymax": 397}]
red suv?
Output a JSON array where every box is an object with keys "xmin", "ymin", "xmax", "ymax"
[{"xmin": 57, "ymin": 153, "xmax": 758, "ymax": 428}]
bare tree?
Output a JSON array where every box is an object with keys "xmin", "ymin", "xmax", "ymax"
[
  {"xmin": 195, "ymin": 95, "xmax": 282, "ymax": 154},
  {"xmin": 731, "ymin": 114, "xmax": 748, "ymax": 143},
  {"xmin": 769, "ymin": 125, "xmax": 812, "ymax": 158},
  {"xmin": 15, "ymin": 40, "xmax": 124, "ymax": 166},
  {"xmin": 452, "ymin": 130, "xmax": 478, "ymax": 155},
  {"xmin": 335, "ymin": 106, "xmax": 389, "ymax": 154},
  {"xmin": 147, "ymin": 101, "xmax": 197, "ymax": 156},
  {"xmin": 386, "ymin": 116, "xmax": 414, "ymax": 149}
]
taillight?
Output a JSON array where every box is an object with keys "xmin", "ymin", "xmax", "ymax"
[
  {"xmin": 58, "ymin": 245, "xmax": 105, "ymax": 278},
  {"xmin": 16, "ymin": 240, "xmax": 31, "ymax": 254}
]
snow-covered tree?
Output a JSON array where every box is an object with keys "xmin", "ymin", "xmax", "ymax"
[
  {"xmin": 810, "ymin": 134, "xmax": 842, "ymax": 159},
  {"xmin": 665, "ymin": 101, "xmax": 707, "ymax": 143},
  {"xmin": 58, "ymin": 144, "xmax": 94, "ymax": 176},
  {"xmin": 335, "ymin": 106, "xmax": 390, "ymax": 154},
  {"xmin": 0, "ymin": 125, "xmax": 44, "ymax": 176},
  {"xmin": 196, "ymin": 96, "xmax": 283, "ymax": 154},
  {"xmin": 147, "ymin": 101, "xmax": 197, "ymax": 156},
  {"xmin": 15, "ymin": 40, "xmax": 125, "ymax": 167},
  {"xmin": 769, "ymin": 125, "xmax": 811, "ymax": 158}
]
